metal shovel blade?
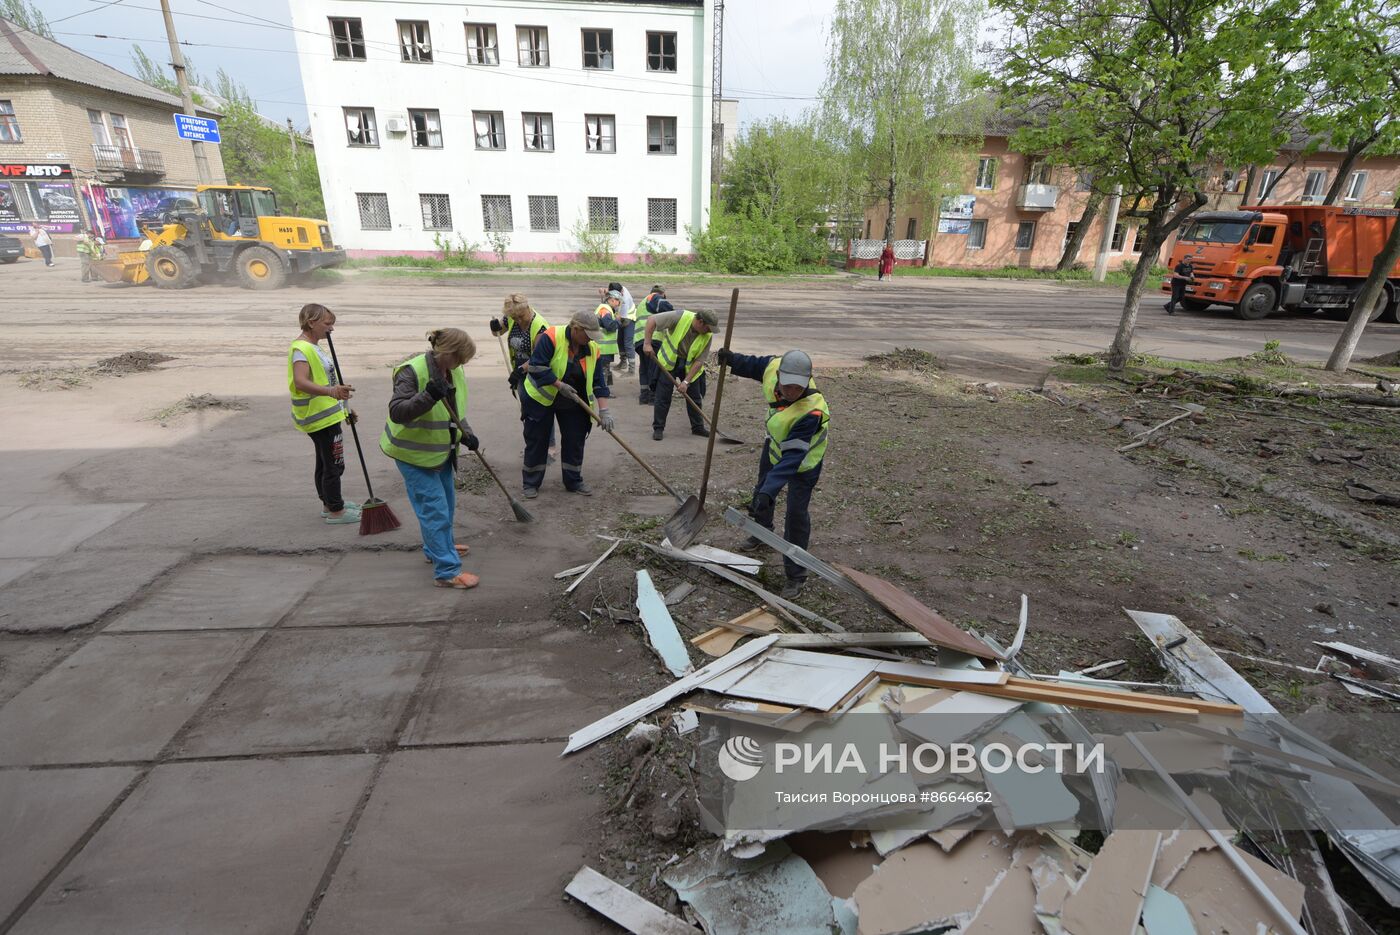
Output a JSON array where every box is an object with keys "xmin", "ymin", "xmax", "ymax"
[{"xmin": 662, "ymin": 495, "xmax": 707, "ymax": 550}]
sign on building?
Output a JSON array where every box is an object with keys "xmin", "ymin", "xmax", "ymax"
[
  {"xmin": 173, "ymin": 114, "xmax": 221, "ymax": 143},
  {"xmin": 0, "ymin": 164, "xmax": 81, "ymax": 233}
]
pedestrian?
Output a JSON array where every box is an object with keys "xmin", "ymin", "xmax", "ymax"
[
  {"xmin": 379, "ymin": 328, "xmax": 480, "ymax": 590},
  {"xmin": 642, "ymin": 306, "xmax": 717, "ymax": 440},
  {"xmin": 1164, "ymin": 257, "xmax": 1195, "ymax": 315},
  {"xmin": 600, "ymin": 281, "xmax": 638, "ymax": 375},
  {"xmin": 287, "ymin": 303, "xmax": 360, "ymax": 526},
  {"xmin": 30, "ymin": 224, "xmax": 54, "ymax": 267},
  {"xmin": 490, "ymin": 293, "xmax": 557, "ymax": 465},
  {"xmin": 520, "ymin": 311, "xmax": 613, "ymax": 498},
  {"xmin": 635, "ymin": 285, "xmax": 666, "ymax": 405},
  {"xmin": 76, "ymin": 230, "xmax": 100, "ymax": 283},
  {"xmin": 716, "ymin": 347, "xmax": 830, "ymax": 600},
  {"xmin": 878, "ymin": 241, "xmax": 895, "ymax": 280},
  {"xmin": 593, "ymin": 289, "xmax": 623, "ymax": 384}
]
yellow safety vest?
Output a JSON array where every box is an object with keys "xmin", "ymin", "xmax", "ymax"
[
  {"xmin": 523, "ymin": 326, "xmax": 600, "ymax": 408},
  {"xmin": 287, "ymin": 339, "xmax": 347, "ymax": 434},
  {"xmin": 761, "ymin": 359, "xmax": 829, "ymax": 472},
  {"xmin": 378, "ymin": 353, "xmax": 468, "ymax": 468},
  {"xmin": 637, "ymin": 293, "xmax": 657, "ymax": 327},
  {"xmin": 657, "ymin": 310, "xmax": 711, "ymax": 375},
  {"xmin": 594, "ymin": 303, "xmax": 619, "ymax": 356}
]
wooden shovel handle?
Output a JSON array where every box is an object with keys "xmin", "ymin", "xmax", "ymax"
[{"xmin": 698, "ymin": 289, "xmax": 738, "ymax": 508}]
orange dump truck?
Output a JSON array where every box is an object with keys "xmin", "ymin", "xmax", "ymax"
[{"xmin": 1161, "ymin": 204, "xmax": 1400, "ymax": 322}]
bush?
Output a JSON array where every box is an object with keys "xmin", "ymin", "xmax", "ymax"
[
  {"xmin": 689, "ymin": 211, "xmax": 827, "ymax": 274},
  {"xmin": 570, "ymin": 217, "xmax": 616, "ymax": 265}
]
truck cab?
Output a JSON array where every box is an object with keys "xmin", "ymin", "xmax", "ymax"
[{"xmin": 1161, "ymin": 210, "xmax": 1291, "ymax": 319}]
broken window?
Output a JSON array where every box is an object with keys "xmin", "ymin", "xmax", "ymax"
[
  {"xmin": 529, "ymin": 195, "xmax": 560, "ymax": 231},
  {"xmin": 1015, "ymin": 220, "xmax": 1036, "ymax": 250},
  {"xmin": 356, "ymin": 193, "xmax": 390, "ymax": 230},
  {"xmin": 588, "ymin": 196, "xmax": 619, "ymax": 232},
  {"xmin": 648, "ymin": 198, "xmax": 677, "ymax": 234},
  {"xmin": 329, "ymin": 17, "xmax": 365, "ymax": 61},
  {"xmin": 473, "ymin": 111, "xmax": 506, "ymax": 150},
  {"xmin": 420, "ymin": 194, "xmax": 452, "ymax": 230},
  {"xmin": 465, "ymin": 23, "xmax": 498, "ymax": 65},
  {"xmin": 518, "ymin": 26, "xmax": 549, "ymax": 66},
  {"xmin": 398, "ymin": 21, "xmax": 432, "ymax": 63},
  {"xmin": 646, "ymin": 116, "xmax": 676, "ymax": 155},
  {"xmin": 343, "ymin": 107, "xmax": 377, "ymax": 146},
  {"xmin": 646, "ymin": 32, "xmax": 677, "ymax": 72},
  {"xmin": 522, "ymin": 113, "xmax": 554, "ymax": 152},
  {"xmin": 482, "ymin": 194, "xmax": 513, "ymax": 231},
  {"xmin": 585, "ymin": 114, "xmax": 615, "ymax": 153},
  {"xmin": 582, "ymin": 29, "xmax": 613, "ymax": 69},
  {"xmin": 409, "ymin": 109, "xmax": 442, "ymax": 148}
]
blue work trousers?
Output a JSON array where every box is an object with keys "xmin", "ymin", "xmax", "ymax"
[{"xmin": 395, "ymin": 459, "xmax": 460, "ymax": 580}]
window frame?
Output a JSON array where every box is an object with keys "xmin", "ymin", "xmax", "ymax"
[
  {"xmin": 646, "ymin": 116, "xmax": 677, "ymax": 155},
  {"xmin": 1303, "ymin": 169, "xmax": 1327, "ymax": 200},
  {"xmin": 1345, "ymin": 171, "xmax": 1368, "ymax": 201},
  {"xmin": 1258, "ymin": 169, "xmax": 1281, "ymax": 200},
  {"xmin": 472, "ymin": 110, "xmax": 507, "ymax": 151},
  {"xmin": 588, "ymin": 195, "xmax": 619, "ymax": 233},
  {"xmin": 329, "ymin": 17, "xmax": 366, "ymax": 61},
  {"xmin": 646, "ymin": 31, "xmax": 677, "ymax": 72},
  {"xmin": 343, "ymin": 107, "xmax": 379, "ymax": 147},
  {"xmin": 398, "ymin": 20, "xmax": 433, "ymax": 63},
  {"xmin": 419, "ymin": 193, "xmax": 452, "ymax": 231},
  {"xmin": 584, "ymin": 114, "xmax": 616, "ymax": 154},
  {"xmin": 648, "ymin": 197, "xmax": 678, "ymax": 235},
  {"xmin": 967, "ymin": 218, "xmax": 987, "ymax": 250},
  {"xmin": 464, "ymin": 23, "xmax": 499, "ymax": 65},
  {"xmin": 1024, "ymin": 159, "xmax": 1052, "ymax": 186},
  {"xmin": 356, "ymin": 192, "xmax": 391, "ymax": 231},
  {"xmin": 517, "ymin": 25, "xmax": 549, "ymax": 67},
  {"xmin": 1110, "ymin": 222, "xmax": 1126, "ymax": 252},
  {"xmin": 905, "ymin": 217, "xmax": 917, "ymax": 240},
  {"xmin": 1063, "ymin": 221, "xmax": 1079, "ymax": 248},
  {"xmin": 0, "ymin": 100, "xmax": 20, "ymax": 143},
  {"xmin": 87, "ymin": 108, "xmax": 110, "ymax": 146},
  {"xmin": 522, "ymin": 112, "xmax": 555, "ymax": 152},
  {"xmin": 581, "ymin": 28, "xmax": 614, "ymax": 70},
  {"xmin": 1014, "ymin": 220, "xmax": 1036, "ymax": 251},
  {"xmin": 408, "ymin": 108, "xmax": 443, "ymax": 149},
  {"xmin": 528, "ymin": 194, "xmax": 560, "ymax": 232},
  {"xmin": 481, "ymin": 194, "xmax": 513, "ymax": 232},
  {"xmin": 974, "ymin": 157, "xmax": 996, "ymax": 191}
]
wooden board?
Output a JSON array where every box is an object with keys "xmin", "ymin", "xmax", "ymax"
[
  {"xmin": 691, "ymin": 608, "xmax": 782, "ymax": 657},
  {"xmin": 835, "ymin": 563, "xmax": 1001, "ymax": 660},
  {"xmin": 564, "ymin": 866, "xmax": 697, "ymax": 935},
  {"xmin": 1010, "ymin": 676, "xmax": 1244, "ymax": 715}
]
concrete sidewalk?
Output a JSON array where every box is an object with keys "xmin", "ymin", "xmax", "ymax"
[{"xmin": 0, "ymin": 372, "xmax": 658, "ymax": 933}]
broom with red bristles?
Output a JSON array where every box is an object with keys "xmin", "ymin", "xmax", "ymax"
[{"xmin": 324, "ymin": 333, "xmax": 401, "ymax": 535}]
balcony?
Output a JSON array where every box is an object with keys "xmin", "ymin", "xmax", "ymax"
[
  {"xmin": 91, "ymin": 144, "xmax": 165, "ymax": 179},
  {"xmin": 1016, "ymin": 183, "xmax": 1059, "ymax": 211}
]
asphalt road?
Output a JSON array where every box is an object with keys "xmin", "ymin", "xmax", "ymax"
[{"xmin": 4, "ymin": 259, "xmax": 1396, "ymax": 382}]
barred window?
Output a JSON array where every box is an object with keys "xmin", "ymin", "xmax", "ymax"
[
  {"xmin": 357, "ymin": 193, "xmax": 391, "ymax": 230},
  {"xmin": 646, "ymin": 116, "xmax": 676, "ymax": 155},
  {"xmin": 409, "ymin": 109, "xmax": 442, "ymax": 148},
  {"xmin": 420, "ymin": 194, "xmax": 452, "ymax": 230},
  {"xmin": 646, "ymin": 32, "xmax": 677, "ymax": 72},
  {"xmin": 398, "ymin": 20, "xmax": 432, "ymax": 62},
  {"xmin": 582, "ymin": 29, "xmax": 613, "ymax": 69},
  {"xmin": 517, "ymin": 26, "xmax": 549, "ymax": 66},
  {"xmin": 465, "ymin": 23, "xmax": 499, "ymax": 65},
  {"xmin": 522, "ymin": 113, "xmax": 554, "ymax": 152},
  {"xmin": 588, "ymin": 196, "xmax": 618, "ymax": 233},
  {"xmin": 584, "ymin": 114, "xmax": 615, "ymax": 153},
  {"xmin": 529, "ymin": 195, "xmax": 560, "ymax": 232},
  {"xmin": 473, "ymin": 111, "xmax": 506, "ymax": 150},
  {"xmin": 482, "ymin": 195, "xmax": 513, "ymax": 231},
  {"xmin": 344, "ymin": 107, "xmax": 377, "ymax": 146},
  {"xmin": 647, "ymin": 198, "xmax": 676, "ymax": 235},
  {"xmin": 329, "ymin": 17, "xmax": 365, "ymax": 61}
]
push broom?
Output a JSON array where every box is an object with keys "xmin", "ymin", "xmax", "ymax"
[{"xmin": 324, "ymin": 333, "xmax": 402, "ymax": 535}]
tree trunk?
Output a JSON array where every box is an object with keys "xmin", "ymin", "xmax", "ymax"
[
  {"xmin": 1056, "ymin": 189, "xmax": 1105, "ymax": 271},
  {"xmin": 1261, "ymin": 158, "xmax": 1296, "ymax": 201},
  {"xmin": 1323, "ymin": 140, "xmax": 1367, "ymax": 206},
  {"xmin": 883, "ymin": 174, "xmax": 896, "ymax": 244},
  {"xmin": 1244, "ymin": 165, "xmax": 1259, "ymax": 204},
  {"xmin": 1325, "ymin": 209, "xmax": 1400, "ymax": 372},
  {"xmin": 1107, "ymin": 222, "xmax": 1168, "ymax": 370}
]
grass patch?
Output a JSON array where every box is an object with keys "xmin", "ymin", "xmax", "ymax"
[
  {"xmin": 346, "ymin": 255, "xmax": 839, "ymax": 277},
  {"xmin": 16, "ymin": 367, "xmax": 88, "ymax": 391}
]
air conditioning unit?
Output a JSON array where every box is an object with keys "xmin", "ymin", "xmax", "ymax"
[{"xmin": 385, "ymin": 117, "xmax": 408, "ymax": 134}]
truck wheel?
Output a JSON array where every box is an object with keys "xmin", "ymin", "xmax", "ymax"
[
  {"xmin": 146, "ymin": 245, "xmax": 199, "ymax": 290},
  {"xmin": 1182, "ymin": 299, "xmax": 1212, "ymax": 312},
  {"xmin": 236, "ymin": 246, "xmax": 287, "ymax": 290},
  {"xmin": 1377, "ymin": 287, "xmax": 1399, "ymax": 324},
  {"xmin": 1234, "ymin": 283, "xmax": 1276, "ymax": 320}
]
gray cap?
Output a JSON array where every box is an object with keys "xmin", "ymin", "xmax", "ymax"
[
  {"xmin": 569, "ymin": 310, "xmax": 604, "ymax": 342},
  {"xmin": 606, "ymin": 289, "xmax": 622, "ymax": 301},
  {"xmin": 651, "ymin": 284, "xmax": 666, "ymax": 295},
  {"xmin": 777, "ymin": 349, "xmax": 813, "ymax": 386},
  {"xmin": 694, "ymin": 308, "xmax": 719, "ymax": 329}
]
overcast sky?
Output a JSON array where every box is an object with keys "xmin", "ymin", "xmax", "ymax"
[{"xmin": 38, "ymin": 0, "xmax": 835, "ymax": 129}]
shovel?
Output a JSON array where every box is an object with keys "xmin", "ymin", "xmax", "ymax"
[
  {"xmin": 662, "ymin": 288, "xmax": 739, "ymax": 549},
  {"xmin": 441, "ymin": 394, "xmax": 534, "ymax": 523},
  {"xmin": 655, "ymin": 365, "xmax": 745, "ymax": 445},
  {"xmin": 568, "ymin": 392, "xmax": 687, "ymax": 504}
]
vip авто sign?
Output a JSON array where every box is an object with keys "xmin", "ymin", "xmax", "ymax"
[{"xmin": 173, "ymin": 114, "xmax": 221, "ymax": 143}]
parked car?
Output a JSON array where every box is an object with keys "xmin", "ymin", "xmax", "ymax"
[
  {"xmin": 0, "ymin": 233, "xmax": 23, "ymax": 263},
  {"xmin": 136, "ymin": 196, "xmax": 198, "ymax": 228}
]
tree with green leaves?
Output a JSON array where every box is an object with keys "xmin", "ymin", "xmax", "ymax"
[
  {"xmin": 821, "ymin": 0, "xmax": 986, "ymax": 245},
  {"xmin": 992, "ymin": 0, "xmax": 1306, "ymax": 370},
  {"xmin": 721, "ymin": 117, "xmax": 840, "ymax": 228},
  {"xmin": 1, "ymin": 0, "xmax": 50, "ymax": 37}
]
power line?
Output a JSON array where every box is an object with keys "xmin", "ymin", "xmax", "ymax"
[{"xmin": 48, "ymin": 0, "xmax": 126, "ymax": 28}]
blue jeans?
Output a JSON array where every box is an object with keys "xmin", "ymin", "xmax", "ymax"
[
  {"xmin": 395, "ymin": 459, "xmax": 460, "ymax": 580},
  {"xmin": 618, "ymin": 320, "xmax": 636, "ymax": 360}
]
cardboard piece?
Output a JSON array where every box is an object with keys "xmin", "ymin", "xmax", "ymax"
[
  {"xmin": 565, "ymin": 866, "xmax": 697, "ymax": 935},
  {"xmin": 963, "ymin": 840, "xmax": 1046, "ymax": 935},
  {"xmin": 1059, "ymin": 831, "xmax": 1161, "ymax": 935},
  {"xmin": 692, "ymin": 608, "xmax": 782, "ymax": 658},
  {"xmin": 636, "ymin": 570, "xmax": 693, "ymax": 678},
  {"xmin": 1167, "ymin": 848, "xmax": 1306, "ymax": 935},
  {"xmin": 1029, "ymin": 851, "xmax": 1075, "ymax": 916},
  {"xmin": 851, "ymin": 835, "xmax": 1017, "ymax": 935}
]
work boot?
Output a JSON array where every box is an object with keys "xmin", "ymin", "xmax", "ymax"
[
  {"xmin": 737, "ymin": 535, "xmax": 763, "ymax": 551},
  {"xmin": 568, "ymin": 482, "xmax": 593, "ymax": 496},
  {"xmin": 691, "ymin": 427, "xmax": 710, "ymax": 438},
  {"xmin": 625, "ymin": 358, "xmax": 635, "ymax": 374},
  {"xmin": 639, "ymin": 391, "xmax": 653, "ymax": 405},
  {"xmin": 780, "ymin": 578, "xmax": 806, "ymax": 600},
  {"xmin": 653, "ymin": 429, "xmax": 664, "ymax": 440},
  {"xmin": 522, "ymin": 487, "xmax": 539, "ymax": 500}
]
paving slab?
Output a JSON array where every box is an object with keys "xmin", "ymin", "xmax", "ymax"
[
  {"xmin": 0, "ymin": 766, "xmax": 140, "ymax": 922},
  {"xmin": 307, "ymin": 745, "xmax": 609, "ymax": 935},
  {"xmin": 0, "ymin": 558, "xmax": 40, "ymax": 588},
  {"xmin": 173, "ymin": 626, "xmax": 437, "ymax": 757},
  {"xmin": 106, "ymin": 554, "xmax": 334, "ymax": 632},
  {"xmin": 10, "ymin": 755, "xmax": 376, "ymax": 935},
  {"xmin": 0, "ymin": 631, "xmax": 258, "ymax": 766},
  {"xmin": 281, "ymin": 551, "xmax": 467, "ymax": 626},
  {"xmin": 0, "ymin": 502, "xmax": 145, "ymax": 558},
  {"xmin": 401, "ymin": 639, "xmax": 619, "ymax": 745},
  {"xmin": 0, "ymin": 634, "xmax": 80, "ymax": 706},
  {"xmin": 0, "ymin": 548, "xmax": 186, "ymax": 634}
]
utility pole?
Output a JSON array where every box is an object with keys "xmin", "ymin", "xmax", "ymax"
[
  {"xmin": 1093, "ymin": 183, "xmax": 1123, "ymax": 282},
  {"xmin": 287, "ymin": 118, "xmax": 298, "ymax": 162},
  {"xmin": 159, "ymin": 0, "xmax": 211, "ymax": 184},
  {"xmin": 710, "ymin": 0, "xmax": 724, "ymax": 202}
]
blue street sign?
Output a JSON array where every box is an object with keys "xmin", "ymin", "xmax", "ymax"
[{"xmin": 173, "ymin": 114, "xmax": 221, "ymax": 144}]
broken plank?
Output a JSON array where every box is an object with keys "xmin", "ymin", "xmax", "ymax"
[
  {"xmin": 872, "ymin": 660, "xmax": 1008, "ymax": 686},
  {"xmin": 565, "ymin": 540, "xmax": 620, "ymax": 594},
  {"xmin": 1314, "ymin": 641, "xmax": 1400, "ymax": 678},
  {"xmin": 553, "ymin": 561, "xmax": 592, "ymax": 580},
  {"xmin": 1125, "ymin": 609, "xmax": 1274, "ymax": 711},
  {"xmin": 703, "ymin": 648, "xmax": 882, "ymax": 711},
  {"xmin": 835, "ymin": 563, "xmax": 1001, "ymax": 660},
  {"xmin": 564, "ymin": 866, "xmax": 697, "ymax": 935},
  {"xmin": 1334, "ymin": 673, "xmax": 1400, "ymax": 701},
  {"xmin": 1007, "ymin": 676, "xmax": 1244, "ymax": 715},
  {"xmin": 691, "ymin": 608, "xmax": 782, "ymax": 657},
  {"xmin": 774, "ymin": 632, "xmax": 932, "ymax": 649},
  {"xmin": 636, "ymin": 570, "xmax": 693, "ymax": 679},
  {"xmin": 662, "ymin": 582, "xmax": 695, "ymax": 606},
  {"xmin": 562, "ymin": 635, "xmax": 778, "ymax": 755}
]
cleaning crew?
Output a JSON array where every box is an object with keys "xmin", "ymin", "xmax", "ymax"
[
  {"xmin": 598, "ymin": 281, "xmax": 637, "ymax": 376},
  {"xmin": 593, "ymin": 290, "xmax": 623, "ymax": 384},
  {"xmin": 635, "ymin": 285, "xmax": 665, "ymax": 405},
  {"xmin": 716, "ymin": 347, "xmax": 830, "ymax": 600},
  {"xmin": 380, "ymin": 328, "xmax": 480, "ymax": 590},
  {"xmin": 521, "ymin": 310, "xmax": 613, "ymax": 498},
  {"xmin": 643, "ymin": 306, "xmax": 718, "ymax": 440},
  {"xmin": 287, "ymin": 303, "xmax": 359, "ymax": 525},
  {"xmin": 490, "ymin": 293, "xmax": 558, "ymax": 467}
]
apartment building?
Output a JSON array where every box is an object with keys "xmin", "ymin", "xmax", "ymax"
[
  {"xmin": 0, "ymin": 17, "xmax": 226, "ymax": 250},
  {"xmin": 290, "ymin": 0, "xmax": 714, "ymax": 259},
  {"xmin": 862, "ymin": 136, "xmax": 1400, "ymax": 272}
]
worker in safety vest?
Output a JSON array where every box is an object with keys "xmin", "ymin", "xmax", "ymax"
[
  {"xmin": 287, "ymin": 302, "xmax": 358, "ymax": 525},
  {"xmin": 643, "ymin": 307, "xmax": 717, "ymax": 440},
  {"xmin": 635, "ymin": 285, "xmax": 665, "ymax": 405},
  {"xmin": 598, "ymin": 281, "xmax": 637, "ymax": 375},
  {"xmin": 380, "ymin": 328, "xmax": 479, "ymax": 589},
  {"xmin": 490, "ymin": 293, "xmax": 550, "ymax": 395},
  {"xmin": 593, "ymin": 291, "xmax": 622, "ymax": 384},
  {"xmin": 521, "ymin": 311, "xmax": 613, "ymax": 498},
  {"xmin": 716, "ymin": 348, "xmax": 830, "ymax": 600}
]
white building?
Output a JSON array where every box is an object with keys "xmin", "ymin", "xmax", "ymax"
[{"xmin": 289, "ymin": 0, "xmax": 715, "ymax": 260}]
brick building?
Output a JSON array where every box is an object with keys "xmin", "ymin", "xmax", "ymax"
[
  {"xmin": 0, "ymin": 17, "xmax": 226, "ymax": 254},
  {"xmin": 861, "ymin": 135, "xmax": 1400, "ymax": 272}
]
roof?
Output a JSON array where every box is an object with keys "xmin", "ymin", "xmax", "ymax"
[{"xmin": 0, "ymin": 17, "xmax": 218, "ymax": 114}]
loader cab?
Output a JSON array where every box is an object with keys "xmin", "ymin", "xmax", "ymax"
[{"xmin": 198, "ymin": 186, "xmax": 280, "ymax": 240}]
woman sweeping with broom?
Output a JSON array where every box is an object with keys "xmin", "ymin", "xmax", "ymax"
[
  {"xmin": 288, "ymin": 303, "xmax": 360, "ymax": 525},
  {"xmin": 380, "ymin": 328, "xmax": 480, "ymax": 590}
]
